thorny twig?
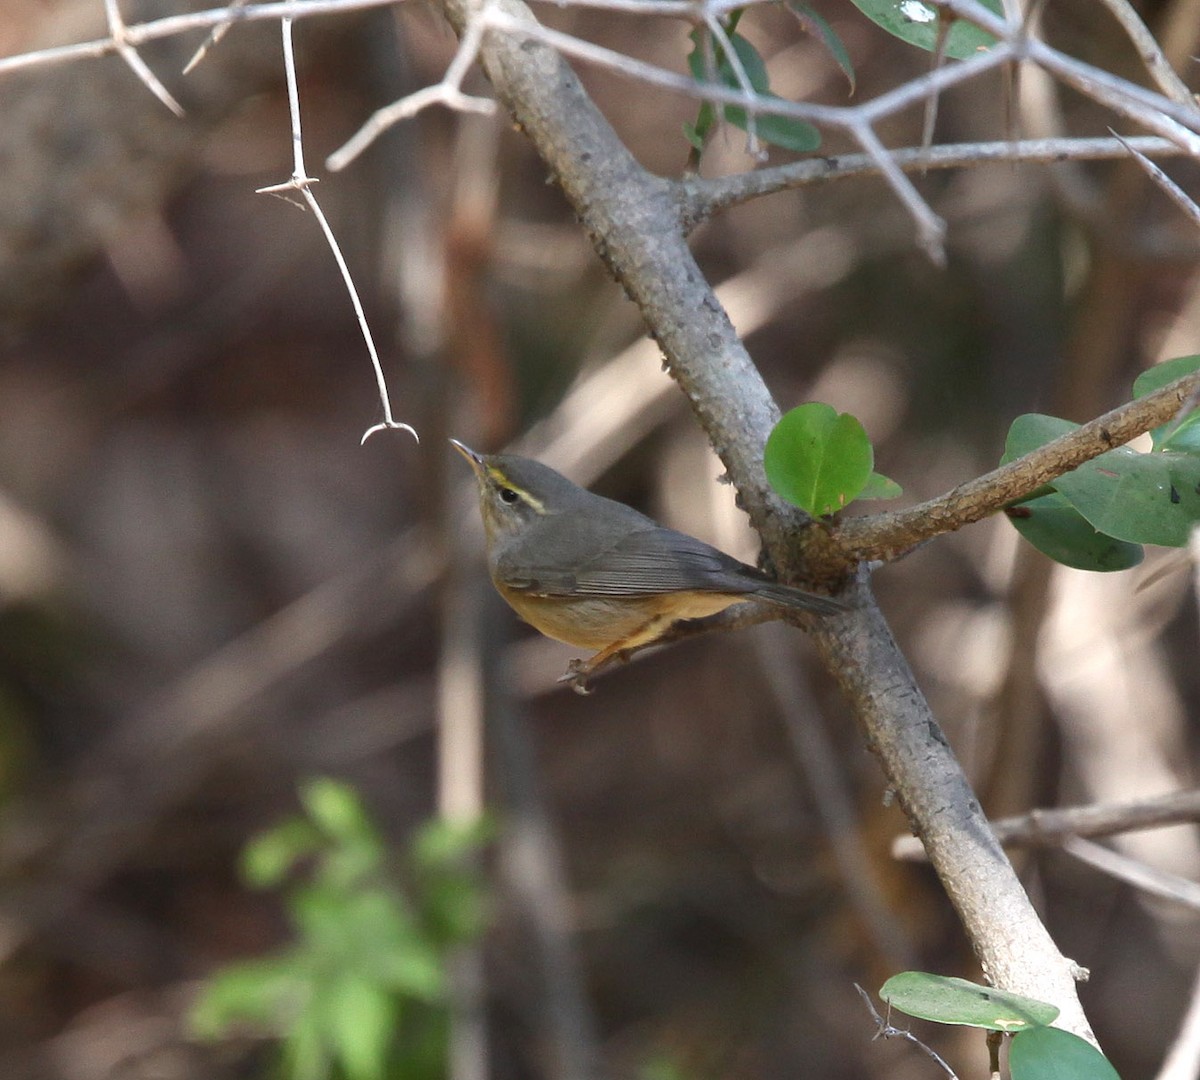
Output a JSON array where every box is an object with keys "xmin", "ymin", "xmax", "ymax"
[
  {"xmin": 103, "ymin": 0, "xmax": 184, "ymax": 115},
  {"xmin": 255, "ymin": 13, "xmax": 417, "ymax": 444},
  {"xmin": 854, "ymin": 985, "xmax": 960, "ymax": 1079},
  {"xmin": 6, "ymin": 0, "xmax": 1200, "ymax": 261}
]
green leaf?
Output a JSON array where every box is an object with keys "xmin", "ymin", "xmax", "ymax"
[
  {"xmin": 1056, "ymin": 451, "xmax": 1200, "ymax": 546},
  {"xmin": 785, "ymin": 2, "xmax": 856, "ymax": 92},
  {"xmin": 300, "ymin": 777, "xmax": 377, "ymax": 845},
  {"xmin": 190, "ymin": 955, "xmax": 308, "ymax": 1038},
  {"xmin": 1005, "ymin": 493, "xmax": 1143, "ymax": 572},
  {"xmin": 1131, "ymin": 353, "xmax": 1200, "ymax": 398},
  {"xmin": 410, "ymin": 817, "xmax": 493, "ymax": 871},
  {"xmin": 282, "ymin": 1008, "xmax": 331, "ymax": 1080},
  {"xmin": 241, "ymin": 819, "xmax": 322, "ymax": 889},
  {"xmin": 765, "ymin": 403, "xmax": 874, "ymax": 515},
  {"xmin": 326, "ymin": 975, "xmax": 399, "ymax": 1080},
  {"xmin": 1009, "ymin": 1026, "xmax": 1122, "ymax": 1080},
  {"xmin": 858, "ymin": 471, "xmax": 903, "ymax": 501},
  {"xmin": 685, "ymin": 29, "xmax": 820, "ymax": 153},
  {"xmin": 1004, "ymin": 413, "xmax": 1200, "ymax": 548},
  {"xmin": 1132, "ymin": 355, "xmax": 1200, "ymax": 451},
  {"xmin": 724, "ymin": 105, "xmax": 822, "ymax": 152},
  {"xmin": 879, "ymin": 972, "xmax": 1058, "ymax": 1031},
  {"xmin": 682, "ymin": 120, "xmax": 706, "ymax": 151},
  {"xmin": 850, "ymin": 0, "xmax": 1001, "ymax": 58}
]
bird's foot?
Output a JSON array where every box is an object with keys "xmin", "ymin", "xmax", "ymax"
[{"xmin": 557, "ymin": 658, "xmax": 594, "ymax": 695}]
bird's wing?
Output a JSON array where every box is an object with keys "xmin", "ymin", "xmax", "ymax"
[{"xmin": 504, "ymin": 525, "xmax": 756, "ymax": 598}]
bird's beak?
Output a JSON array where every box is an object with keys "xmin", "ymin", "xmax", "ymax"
[{"xmin": 449, "ymin": 438, "xmax": 484, "ymax": 473}]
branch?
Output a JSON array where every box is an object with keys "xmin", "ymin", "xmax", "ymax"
[
  {"xmin": 893, "ymin": 788, "xmax": 1200, "ymax": 860},
  {"xmin": 832, "ymin": 370, "xmax": 1200, "ymax": 566},
  {"xmin": 436, "ymin": 0, "xmax": 1097, "ymax": 1041},
  {"xmin": 680, "ymin": 136, "xmax": 1190, "ymax": 228},
  {"xmin": 1063, "ymin": 837, "xmax": 1200, "ymax": 910},
  {"xmin": 0, "ymin": 0, "xmax": 399, "ymax": 77}
]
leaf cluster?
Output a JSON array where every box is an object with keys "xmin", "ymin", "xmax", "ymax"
[
  {"xmin": 1002, "ymin": 355, "xmax": 1200, "ymax": 571},
  {"xmin": 880, "ymin": 972, "xmax": 1120, "ymax": 1079},
  {"xmin": 191, "ymin": 779, "xmax": 492, "ymax": 1080}
]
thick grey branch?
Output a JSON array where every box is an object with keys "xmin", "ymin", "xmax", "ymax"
[{"xmin": 438, "ymin": 0, "xmax": 1096, "ymax": 1040}]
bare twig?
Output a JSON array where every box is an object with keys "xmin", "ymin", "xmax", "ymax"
[
  {"xmin": 1114, "ymin": 131, "xmax": 1200, "ymax": 228},
  {"xmin": 1062, "ymin": 837, "xmax": 1200, "ymax": 909},
  {"xmin": 103, "ymin": 0, "xmax": 184, "ymax": 116},
  {"xmin": 681, "ymin": 135, "xmax": 1189, "ymax": 226},
  {"xmin": 0, "ymin": 0, "xmax": 399, "ymax": 76},
  {"xmin": 182, "ymin": 0, "xmax": 251, "ymax": 73},
  {"xmin": 255, "ymin": 13, "xmax": 417, "ymax": 443},
  {"xmin": 855, "ymin": 985, "xmax": 960, "ymax": 1079},
  {"xmin": 327, "ymin": 8, "xmax": 496, "ymax": 172},
  {"xmin": 832, "ymin": 371, "xmax": 1200, "ymax": 566},
  {"xmin": 893, "ymin": 789, "xmax": 1200, "ymax": 861},
  {"xmin": 1095, "ymin": 0, "xmax": 1197, "ymax": 107}
]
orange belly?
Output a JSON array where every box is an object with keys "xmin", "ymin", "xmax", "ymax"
[{"xmin": 495, "ymin": 585, "xmax": 745, "ymax": 650}]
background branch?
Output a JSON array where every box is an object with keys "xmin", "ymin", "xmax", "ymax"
[{"xmin": 894, "ymin": 789, "xmax": 1200, "ymax": 860}]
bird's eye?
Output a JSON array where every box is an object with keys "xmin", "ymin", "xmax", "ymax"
[{"xmin": 498, "ymin": 487, "xmax": 520, "ymax": 505}]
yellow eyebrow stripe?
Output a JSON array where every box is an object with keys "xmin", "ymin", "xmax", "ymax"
[{"xmin": 485, "ymin": 466, "xmax": 546, "ymax": 513}]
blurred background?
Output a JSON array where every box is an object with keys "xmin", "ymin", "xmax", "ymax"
[{"xmin": 0, "ymin": 0, "xmax": 1198, "ymax": 1077}]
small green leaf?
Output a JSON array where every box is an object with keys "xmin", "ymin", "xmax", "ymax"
[
  {"xmin": 410, "ymin": 817, "xmax": 493, "ymax": 870},
  {"xmin": 1157, "ymin": 413, "xmax": 1200, "ymax": 454},
  {"xmin": 1005, "ymin": 493, "xmax": 1143, "ymax": 572},
  {"xmin": 1009, "ymin": 1026, "xmax": 1121, "ymax": 1080},
  {"xmin": 282, "ymin": 1007, "xmax": 331, "ymax": 1080},
  {"xmin": 786, "ymin": 2, "xmax": 855, "ymax": 92},
  {"xmin": 685, "ymin": 28, "xmax": 821, "ymax": 154},
  {"xmin": 326, "ymin": 975, "xmax": 398, "ymax": 1080},
  {"xmin": 880, "ymin": 972, "xmax": 1059, "ymax": 1031},
  {"xmin": 682, "ymin": 120, "xmax": 706, "ymax": 151},
  {"xmin": 858, "ymin": 471, "xmax": 903, "ymax": 501},
  {"xmin": 241, "ymin": 819, "xmax": 322, "ymax": 889},
  {"xmin": 1004, "ymin": 413, "xmax": 1200, "ymax": 548},
  {"xmin": 724, "ymin": 105, "xmax": 822, "ymax": 152},
  {"xmin": 300, "ymin": 777, "xmax": 376, "ymax": 844},
  {"xmin": 850, "ymin": 0, "xmax": 1001, "ymax": 58},
  {"xmin": 765, "ymin": 403, "xmax": 874, "ymax": 515},
  {"xmin": 1131, "ymin": 353, "xmax": 1200, "ymax": 398},
  {"xmin": 190, "ymin": 955, "xmax": 308, "ymax": 1038},
  {"xmin": 1132, "ymin": 355, "xmax": 1200, "ymax": 451}
]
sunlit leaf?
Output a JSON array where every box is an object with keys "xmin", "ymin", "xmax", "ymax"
[
  {"xmin": 190, "ymin": 955, "xmax": 308, "ymax": 1038},
  {"xmin": 765, "ymin": 403, "xmax": 874, "ymax": 515},
  {"xmin": 880, "ymin": 972, "xmax": 1058, "ymax": 1030},
  {"xmin": 858, "ymin": 471, "xmax": 903, "ymax": 500},
  {"xmin": 241, "ymin": 819, "xmax": 322, "ymax": 889},
  {"xmin": 850, "ymin": 0, "xmax": 1001, "ymax": 58},
  {"xmin": 326, "ymin": 975, "xmax": 398, "ymax": 1080}
]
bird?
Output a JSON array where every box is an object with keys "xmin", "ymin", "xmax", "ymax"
[{"xmin": 452, "ymin": 439, "xmax": 845, "ymax": 690}]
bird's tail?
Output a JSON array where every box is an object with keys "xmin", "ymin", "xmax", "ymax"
[{"xmin": 754, "ymin": 582, "xmax": 847, "ymax": 616}]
